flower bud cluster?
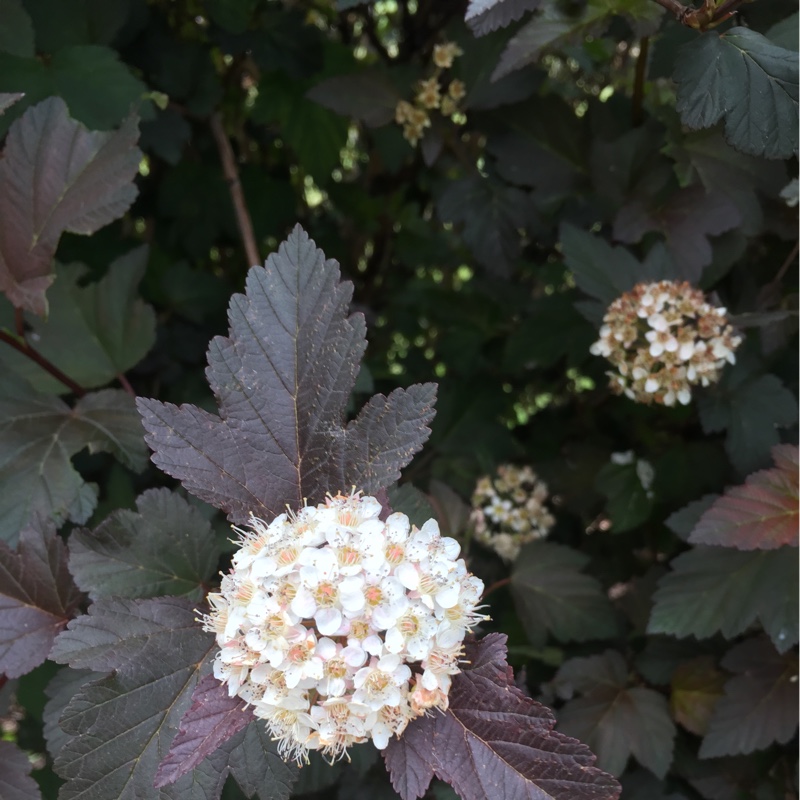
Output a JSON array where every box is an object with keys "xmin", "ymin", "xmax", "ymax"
[
  {"xmin": 394, "ymin": 41, "xmax": 465, "ymax": 146},
  {"xmin": 471, "ymin": 464, "xmax": 555, "ymax": 562},
  {"xmin": 203, "ymin": 492, "xmax": 486, "ymax": 764},
  {"xmin": 590, "ymin": 280, "xmax": 742, "ymax": 406}
]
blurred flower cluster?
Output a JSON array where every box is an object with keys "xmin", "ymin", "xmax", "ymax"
[
  {"xmin": 590, "ymin": 280, "xmax": 742, "ymax": 406},
  {"xmin": 203, "ymin": 492, "xmax": 486, "ymax": 764},
  {"xmin": 394, "ymin": 41, "xmax": 466, "ymax": 146},
  {"xmin": 471, "ymin": 464, "xmax": 555, "ymax": 562}
]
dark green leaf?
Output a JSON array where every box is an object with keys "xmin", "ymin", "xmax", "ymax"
[
  {"xmin": 665, "ymin": 495, "xmax": 718, "ymax": 541},
  {"xmin": 387, "ymin": 483, "xmax": 436, "ymax": 529},
  {"xmin": 306, "ymin": 72, "xmax": 401, "ymax": 127},
  {"xmin": 0, "ymin": 515, "xmax": 82, "ymax": 678},
  {"xmin": 595, "ymin": 460, "xmax": 655, "ymax": 533},
  {"xmin": 648, "ymin": 545, "xmax": 798, "ymax": 652},
  {"xmin": 22, "ymin": 0, "xmax": 133, "ymax": 51},
  {"xmin": 555, "ymin": 651, "xmax": 676, "ymax": 778},
  {"xmin": 0, "ymin": 97, "xmax": 140, "ymax": 315},
  {"xmin": 766, "ymin": 12, "xmax": 799, "ymax": 51},
  {"xmin": 0, "ymin": 377, "xmax": 147, "ymax": 545},
  {"xmin": 700, "ymin": 636, "xmax": 798, "ymax": 757},
  {"xmin": 0, "ymin": 247, "xmax": 155, "ymax": 392},
  {"xmin": 43, "ymin": 667, "xmax": 95, "ymax": 759},
  {"xmin": 138, "ymin": 226, "xmax": 436, "ymax": 524},
  {"xmin": 697, "ymin": 373, "xmax": 798, "ymax": 475},
  {"xmin": 669, "ymin": 656, "xmax": 726, "ymax": 736},
  {"xmin": 511, "ymin": 541, "xmax": 620, "ymax": 644},
  {"xmin": 227, "ymin": 720, "xmax": 299, "ymax": 800},
  {"xmin": 0, "ymin": 0, "xmax": 34, "ymax": 58},
  {"xmin": 0, "ymin": 740, "xmax": 41, "ymax": 800},
  {"xmin": 205, "ymin": 0, "xmax": 257, "ymax": 33},
  {"xmin": 69, "ymin": 488, "xmax": 219, "ymax": 601},
  {"xmin": 674, "ymin": 27, "xmax": 799, "ymax": 159}
]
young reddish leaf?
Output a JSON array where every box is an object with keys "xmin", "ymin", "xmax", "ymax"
[
  {"xmin": 0, "ymin": 97, "xmax": 140, "ymax": 315},
  {"xmin": 689, "ymin": 444, "xmax": 799, "ymax": 550},
  {"xmin": 384, "ymin": 633, "xmax": 621, "ymax": 800},
  {"xmin": 669, "ymin": 657, "xmax": 726, "ymax": 737},
  {"xmin": 0, "ymin": 515, "xmax": 81, "ymax": 678},
  {"xmin": 554, "ymin": 651, "xmax": 676, "ymax": 779},
  {"xmin": 511, "ymin": 542, "xmax": 620, "ymax": 645},
  {"xmin": 154, "ymin": 673, "xmax": 254, "ymax": 788},
  {"xmin": 647, "ymin": 546, "xmax": 798, "ymax": 653},
  {"xmin": 69, "ymin": 488, "xmax": 219, "ymax": 601},
  {"xmin": 138, "ymin": 226, "xmax": 436, "ymax": 525},
  {"xmin": 0, "ymin": 740, "xmax": 42, "ymax": 800},
  {"xmin": 0, "ymin": 376, "xmax": 148, "ymax": 545},
  {"xmin": 700, "ymin": 636, "xmax": 799, "ymax": 758}
]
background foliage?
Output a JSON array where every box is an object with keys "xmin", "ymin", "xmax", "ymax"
[{"xmin": 0, "ymin": 0, "xmax": 797, "ymax": 799}]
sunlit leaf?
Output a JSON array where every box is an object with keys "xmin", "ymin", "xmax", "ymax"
[
  {"xmin": 384, "ymin": 634, "xmax": 621, "ymax": 800},
  {"xmin": 689, "ymin": 444, "xmax": 798, "ymax": 550},
  {"xmin": 138, "ymin": 226, "xmax": 436, "ymax": 525}
]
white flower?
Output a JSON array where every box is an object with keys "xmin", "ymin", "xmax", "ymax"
[{"xmin": 201, "ymin": 491, "xmax": 486, "ymax": 764}]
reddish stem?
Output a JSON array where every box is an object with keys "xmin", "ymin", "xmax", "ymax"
[
  {"xmin": 0, "ymin": 330, "xmax": 86, "ymax": 397},
  {"xmin": 481, "ymin": 576, "xmax": 511, "ymax": 602}
]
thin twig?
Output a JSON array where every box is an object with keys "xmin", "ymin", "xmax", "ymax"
[
  {"xmin": 773, "ymin": 241, "xmax": 799, "ymax": 287},
  {"xmin": 209, "ymin": 112, "xmax": 261, "ymax": 269},
  {"xmin": 116, "ymin": 372, "xmax": 136, "ymax": 397},
  {"xmin": 650, "ymin": 0, "xmax": 689, "ymax": 22},
  {"xmin": 481, "ymin": 576, "xmax": 511, "ymax": 602},
  {"xmin": 0, "ymin": 330, "xmax": 85, "ymax": 396},
  {"xmin": 14, "ymin": 307, "xmax": 24, "ymax": 337},
  {"xmin": 631, "ymin": 37, "xmax": 650, "ymax": 128}
]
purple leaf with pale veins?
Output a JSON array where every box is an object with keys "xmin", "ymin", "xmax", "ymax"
[
  {"xmin": 138, "ymin": 225, "xmax": 436, "ymax": 525},
  {"xmin": 466, "ymin": 0, "xmax": 541, "ymax": 37},
  {"xmin": 155, "ymin": 673, "xmax": 254, "ymax": 788},
  {"xmin": 0, "ymin": 515, "xmax": 81, "ymax": 678},
  {"xmin": 0, "ymin": 97, "xmax": 140, "ymax": 315},
  {"xmin": 384, "ymin": 633, "xmax": 621, "ymax": 800}
]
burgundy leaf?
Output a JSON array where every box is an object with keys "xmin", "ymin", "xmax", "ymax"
[
  {"xmin": 384, "ymin": 634, "xmax": 621, "ymax": 800},
  {"xmin": 0, "ymin": 740, "xmax": 42, "ymax": 800},
  {"xmin": 700, "ymin": 636, "xmax": 799, "ymax": 758},
  {"xmin": 155, "ymin": 673, "xmax": 254, "ymax": 788},
  {"xmin": 0, "ymin": 515, "xmax": 82, "ymax": 678},
  {"xmin": 0, "ymin": 97, "xmax": 140, "ymax": 315},
  {"xmin": 690, "ymin": 444, "xmax": 799, "ymax": 550},
  {"xmin": 138, "ymin": 226, "xmax": 436, "ymax": 525}
]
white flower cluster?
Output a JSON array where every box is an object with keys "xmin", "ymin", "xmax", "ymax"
[
  {"xmin": 203, "ymin": 492, "xmax": 485, "ymax": 764},
  {"xmin": 590, "ymin": 280, "xmax": 742, "ymax": 406},
  {"xmin": 471, "ymin": 464, "xmax": 555, "ymax": 562}
]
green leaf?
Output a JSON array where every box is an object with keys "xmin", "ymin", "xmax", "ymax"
[
  {"xmin": 700, "ymin": 636, "xmax": 799, "ymax": 757},
  {"xmin": 51, "ymin": 45, "xmax": 148, "ymax": 131},
  {"xmin": 697, "ymin": 373, "xmax": 798, "ymax": 475},
  {"xmin": 386, "ymin": 483, "xmax": 436, "ymax": 529},
  {"xmin": 0, "ymin": 376, "xmax": 147, "ymax": 545},
  {"xmin": 306, "ymin": 72, "xmax": 401, "ymax": 128},
  {"xmin": 0, "ymin": 0, "xmax": 34, "ymax": 58},
  {"xmin": 766, "ymin": 12, "xmax": 799, "ymax": 51},
  {"xmin": 22, "ymin": 0, "xmax": 133, "ymax": 51},
  {"xmin": 205, "ymin": 0, "xmax": 257, "ymax": 33},
  {"xmin": 511, "ymin": 541, "xmax": 620, "ymax": 645},
  {"xmin": 689, "ymin": 444, "xmax": 799, "ymax": 550},
  {"xmin": 648, "ymin": 545, "xmax": 798, "ymax": 652},
  {"xmin": 554, "ymin": 650, "xmax": 676, "ymax": 778},
  {"xmin": 51, "ymin": 597, "xmax": 230, "ymax": 800},
  {"xmin": 595, "ymin": 459, "xmax": 655, "ymax": 533},
  {"xmin": 669, "ymin": 656, "xmax": 726, "ymax": 736},
  {"xmin": 0, "ymin": 248, "xmax": 155, "ymax": 392},
  {"xmin": 0, "ymin": 97, "xmax": 140, "ymax": 315},
  {"xmin": 69, "ymin": 488, "xmax": 220, "ymax": 601},
  {"xmin": 665, "ymin": 495, "xmax": 718, "ymax": 542},
  {"xmin": 674, "ymin": 27, "xmax": 799, "ymax": 159}
]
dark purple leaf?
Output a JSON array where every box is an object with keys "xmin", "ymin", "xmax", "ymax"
[
  {"xmin": 155, "ymin": 673, "xmax": 254, "ymax": 788},
  {"xmin": 384, "ymin": 633, "xmax": 621, "ymax": 800},
  {"xmin": 138, "ymin": 226, "xmax": 435, "ymax": 524},
  {"xmin": 700, "ymin": 636, "xmax": 799, "ymax": 757},
  {"xmin": 0, "ymin": 515, "xmax": 81, "ymax": 678},
  {"xmin": 43, "ymin": 667, "xmax": 96, "ymax": 760},
  {"xmin": 0, "ymin": 740, "xmax": 42, "ymax": 800},
  {"xmin": 0, "ymin": 97, "xmax": 140, "ymax": 315},
  {"xmin": 554, "ymin": 651, "xmax": 676, "ymax": 778},
  {"xmin": 466, "ymin": 0, "xmax": 541, "ymax": 37},
  {"xmin": 51, "ymin": 596, "xmax": 225, "ymax": 800},
  {"xmin": 69, "ymin": 488, "xmax": 220, "ymax": 601},
  {"xmin": 613, "ymin": 187, "xmax": 740, "ymax": 283},
  {"xmin": 690, "ymin": 444, "xmax": 798, "ymax": 550}
]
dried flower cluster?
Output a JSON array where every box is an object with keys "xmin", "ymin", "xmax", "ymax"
[
  {"xmin": 394, "ymin": 41, "xmax": 465, "ymax": 146},
  {"xmin": 590, "ymin": 280, "xmax": 742, "ymax": 406},
  {"xmin": 203, "ymin": 492, "xmax": 486, "ymax": 764},
  {"xmin": 471, "ymin": 465, "xmax": 555, "ymax": 562}
]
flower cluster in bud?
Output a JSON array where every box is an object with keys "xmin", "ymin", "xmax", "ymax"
[
  {"xmin": 203, "ymin": 492, "xmax": 486, "ymax": 765},
  {"xmin": 394, "ymin": 41, "xmax": 465, "ymax": 146},
  {"xmin": 470, "ymin": 464, "xmax": 555, "ymax": 562},
  {"xmin": 590, "ymin": 280, "xmax": 742, "ymax": 406}
]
